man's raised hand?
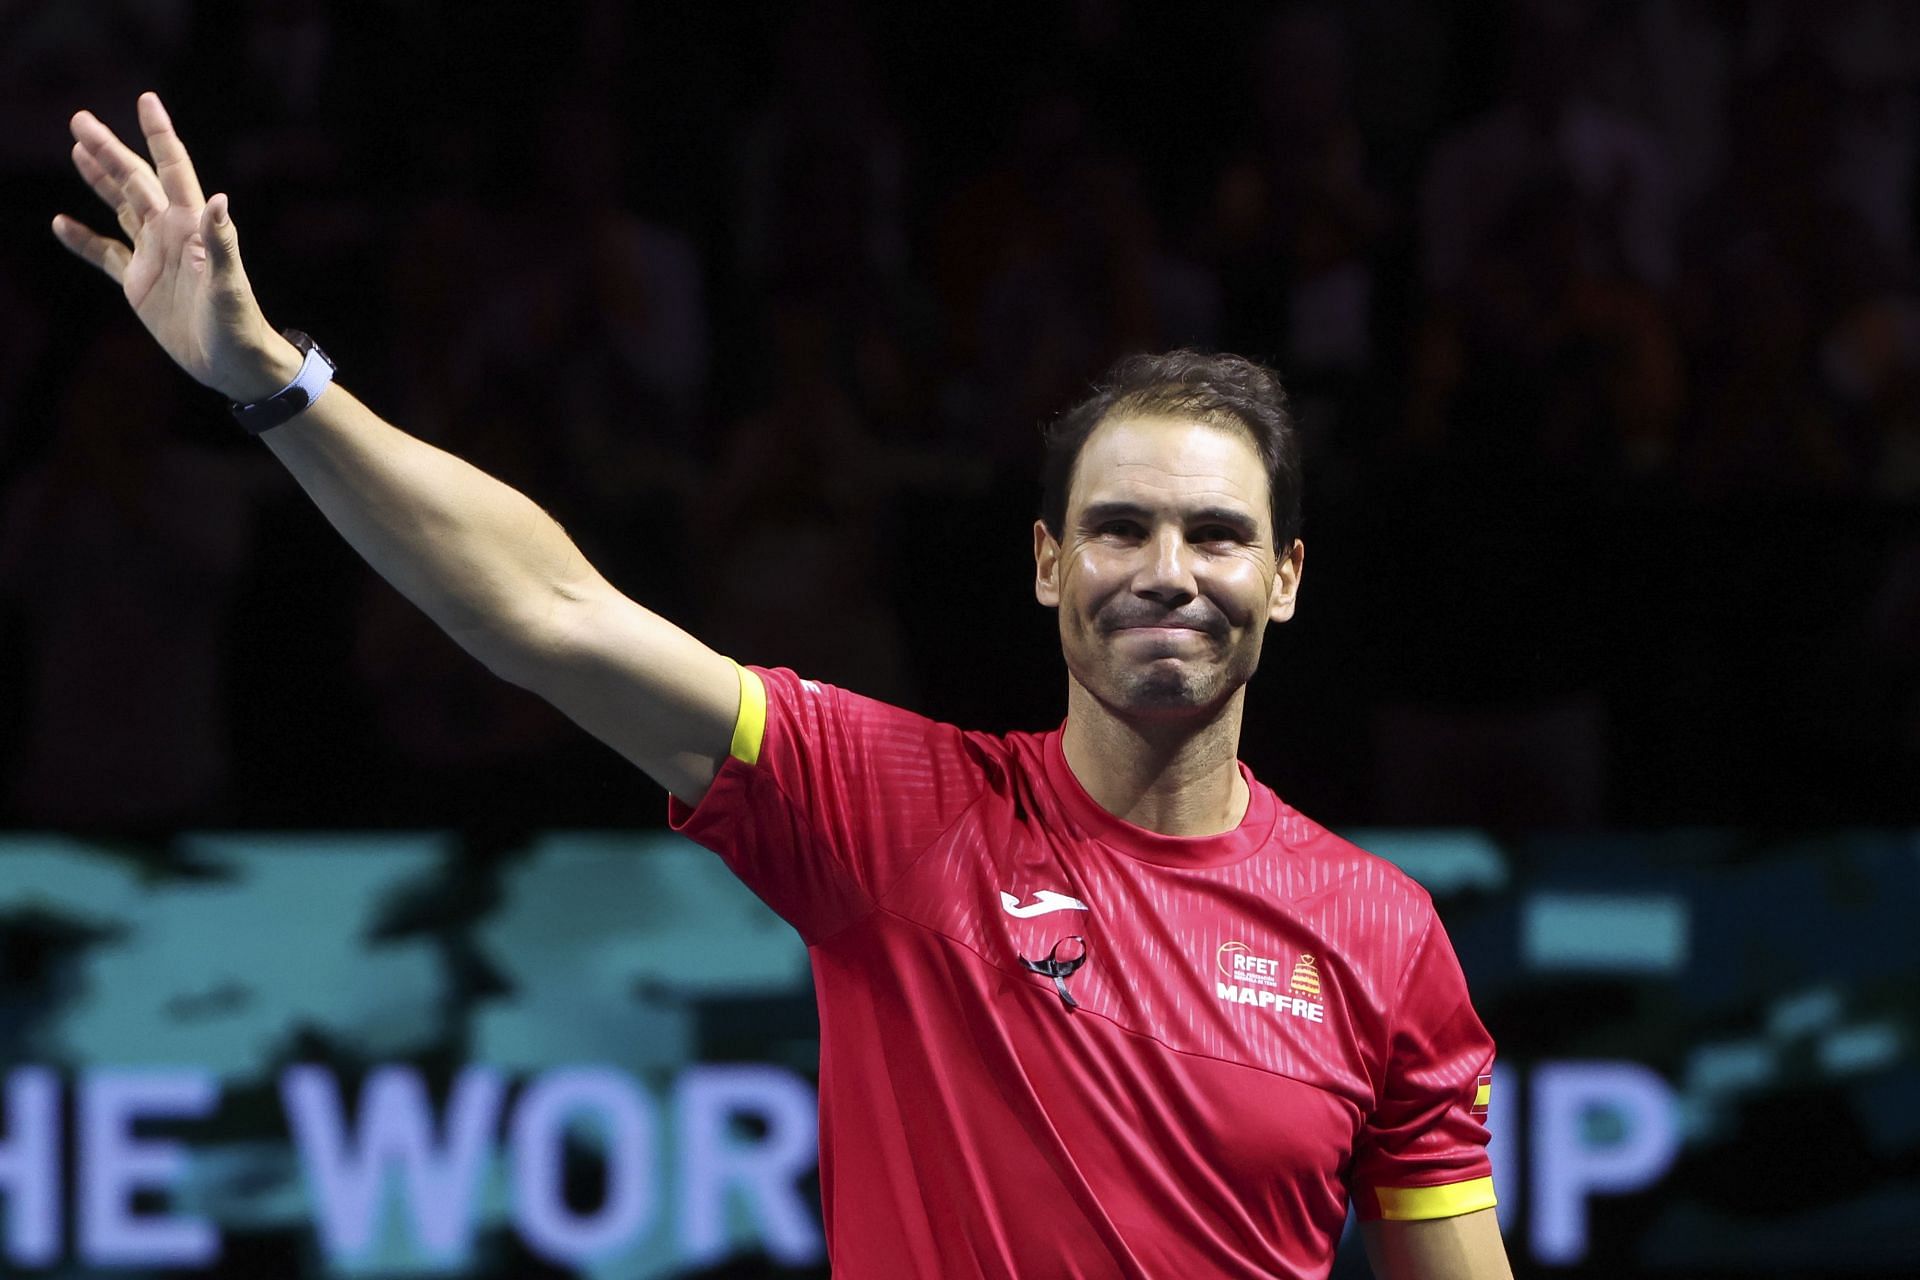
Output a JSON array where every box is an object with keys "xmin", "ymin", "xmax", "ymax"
[{"xmin": 53, "ymin": 92, "xmax": 299, "ymax": 403}]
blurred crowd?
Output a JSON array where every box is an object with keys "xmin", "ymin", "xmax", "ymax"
[{"xmin": 2, "ymin": 0, "xmax": 1918, "ymax": 832}]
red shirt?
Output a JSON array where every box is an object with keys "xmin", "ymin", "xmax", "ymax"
[{"xmin": 670, "ymin": 666, "xmax": 1496, "ymax": 1279}]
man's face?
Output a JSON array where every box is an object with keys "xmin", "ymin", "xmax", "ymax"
[{"xmin": 1034, "ymin": 415, "xmax": 1304, "ymax": 720}]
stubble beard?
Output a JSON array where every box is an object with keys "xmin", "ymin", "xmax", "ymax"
[
  {"xmin": 1114, "ymin": 657, "xmax": 1223, "ymax": 712},
  {"xmin": 1077, "ymin": 628, "xmax": 1264, "ymax": 720}
]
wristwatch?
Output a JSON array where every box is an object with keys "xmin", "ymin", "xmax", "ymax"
[{"xmin": 230, "ymin": 329, "xmax": 335, "ymax": 434}]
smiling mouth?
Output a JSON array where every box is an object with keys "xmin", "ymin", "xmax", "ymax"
[{"xmin": 1114, "ymin": 625, "xmax": 1212, "ymax": 639}]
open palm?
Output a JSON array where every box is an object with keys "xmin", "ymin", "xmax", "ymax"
[{"xmin": 52, "ymin": 92, "xmax": 280, "ymax": 399}]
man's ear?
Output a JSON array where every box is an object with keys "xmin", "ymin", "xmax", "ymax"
[
  {"xmin": 1269, "ymin": 538, "xmax": 1304, "ymax": 624},
  {"xmin": 1034, "ymin": 519, "xmax": 1061, "ymax": 607}
]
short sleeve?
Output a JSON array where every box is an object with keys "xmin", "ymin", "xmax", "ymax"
[
  {"xmin": 1349, "ymin": 909, "xmax": 1498, "ymax": 1222},
  {"xmin": 668, "ymin": 664, "xmax": 993, "ymax": 943}
]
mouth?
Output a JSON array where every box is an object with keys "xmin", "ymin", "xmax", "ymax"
[{"xmin": 1112, "ymin": 624, "xmax": 1215, "ymax": 644}]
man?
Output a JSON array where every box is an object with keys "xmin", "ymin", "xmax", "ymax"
[{"xmin": 55, "ymin": 93, "xmax": 1512, "ymax": 1279}]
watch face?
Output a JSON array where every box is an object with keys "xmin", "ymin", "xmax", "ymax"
[{"xmin": 284, "ymin": 330, "xmax": 334, "ymax": 373}]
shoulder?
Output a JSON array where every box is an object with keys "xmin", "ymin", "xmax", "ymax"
[
  {"xmin": 1264, "ymin": 804, "xmax": 1442, "ymax": 978},
  {"xmin": 1279, "ymin": 807, "xmax": 1437, "ymax": 917}
]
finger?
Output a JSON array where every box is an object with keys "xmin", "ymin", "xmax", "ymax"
[
  {"xmin": 71, "ymin": 140, "xmax": 123, "ymax": 208},
  {"xmin": 138, "ymin": 91, "xmax": 205, "ymax": 209},
  {"xmin": 71, "ymin": 110, "xmax": 167, "ymax": 223},
  {"xmin": 50, "ymin": 214, "xmax": 132, "ymax": 284},
  {"xmin": 71, "ymin": 144, "xmax": 141, "ymax": 240}
]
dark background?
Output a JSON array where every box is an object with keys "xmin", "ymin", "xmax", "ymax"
[{"xmin": 3, "ymin": 0, "xmax": 1917, "ymax": 834}]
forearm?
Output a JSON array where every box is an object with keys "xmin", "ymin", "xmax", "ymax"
[{"xmin": 259, "ymin": 379, "xmax": 601, "ymax": 677}]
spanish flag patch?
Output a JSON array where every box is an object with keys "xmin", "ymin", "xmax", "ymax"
[{"xmin": 1471, "ymin": 1073, "xmax": 1492, "ymax": 1119}]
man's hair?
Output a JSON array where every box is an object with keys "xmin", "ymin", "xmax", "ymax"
[{"xmin": 1038, "ymin": 349, "xmax": 1302, "ymax": 547}]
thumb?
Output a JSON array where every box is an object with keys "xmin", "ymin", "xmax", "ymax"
[{"xmin": 200, "ymin": 193, "xmax": 241, "ymax": 272}]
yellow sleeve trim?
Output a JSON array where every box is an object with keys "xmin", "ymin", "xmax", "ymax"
[
  {"xmin": 1374, "ymin": 1177, "xmax": 1498, "ymax": 1221},
  {"xmin": 729, "ymin": 662, "xmax": 767, "ymax": 766}
]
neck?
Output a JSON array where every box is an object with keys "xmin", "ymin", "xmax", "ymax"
[{"xmin": 1059, "ymin": 678, "xmax": 1251, "ymax": 837}]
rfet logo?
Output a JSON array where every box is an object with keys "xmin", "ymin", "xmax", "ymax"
[{"xmin": 1215, "ymin": 941, "xmax": 1326, "ymax": 1024}]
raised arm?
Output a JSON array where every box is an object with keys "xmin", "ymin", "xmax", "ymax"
[{"xmin": 53, "ymin": 92, "xmax": 739, "ymax": 804}]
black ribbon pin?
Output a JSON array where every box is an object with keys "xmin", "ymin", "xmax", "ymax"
[{"xmin": 1019, "ymin": 935, "xmax": 1088, "ymax": 1011}]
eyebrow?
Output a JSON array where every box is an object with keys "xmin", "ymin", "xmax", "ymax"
[{"xmin": 1079, "ymin": 500, "xmax": 1262, "ymax": 538}]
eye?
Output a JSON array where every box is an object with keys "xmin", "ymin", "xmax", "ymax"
[
  {"xmin": 1096, "ymin": 519, "xmax": 1144, "ymax": 538},
  {"xmin": 1193, "ymin": 526, "xmax": 1242, "ymax": 544}
]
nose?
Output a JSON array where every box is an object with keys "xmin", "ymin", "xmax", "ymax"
[{"xmin": 1133, "ymin": 525, "xmax": 1197, "ymax": 606}]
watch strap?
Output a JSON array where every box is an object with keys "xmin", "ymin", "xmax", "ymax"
[{"xmin": 230, "ymin": 329, "xmax": 334, "ymax": 434}]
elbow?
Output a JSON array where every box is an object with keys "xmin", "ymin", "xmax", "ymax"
[
  {"xmin": 460, "ymin": 589, "xmax": 593, "ymax": 691},
  {"xmin": 447, "ymin": 622, "xmax": 538, "ymax": 688},
  {"xmin": 462, "ymin": 621, "xmax": 565, "ymax": 691}
]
